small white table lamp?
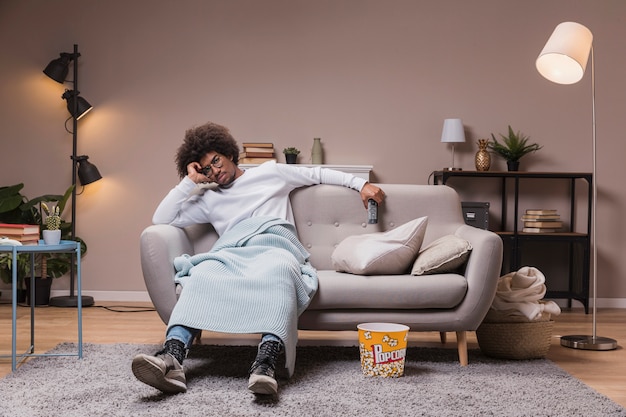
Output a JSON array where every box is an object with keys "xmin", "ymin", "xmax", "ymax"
[{"xmin": 441, "ymin": 118, "xmax": 466, "ymax": 171}]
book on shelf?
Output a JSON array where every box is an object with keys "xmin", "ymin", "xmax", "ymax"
[
  {"xmin": 523, "ymin": 221, "xmax": 563, "ymax": 228},
  {"xmin": 242, "ymin": 142, "xmax": 274, "ymax": 148},
  {"xmin": 0, "ymin": 232, "xmax": 40, "ymax": 240},
  {"xmin": 17, "ymin": 238, "xmax": 39, "ymax": 245},
  {"xmin": 524, "ymin": 209, "xmax": 558, "ymax": 215},
  {"xmin": 0, "ymin": 223, "xmax": 40, "ymax": 235},
  {"xmin": 522, "ymin": 227, "xmax": 556, "ymax": 233},
  {"xmin": 521, "ymin": 214, "xmax": 561, "ymax": 221},
  {"xmin": 240, "ymin": 151, "xmax": 275, "ymax": 158},
  {"xmin": 0, "ymin": 234, "xmax": 39, "ymax": 245},
  {"xmin": 242, "ymin": 146, "xmax": 275, "ymax": 153},
  {"xmin": 239, "ymin": 157, "xmax": 277, "ymax": 164}
]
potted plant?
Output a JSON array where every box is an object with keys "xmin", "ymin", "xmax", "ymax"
[
  {"xmin": 0, "ymin": 183, "xmax": 87, "ymax": 304},
  {"xmin": 488, "ymin": 125, "xmax": 542, "ymax": 171},
  {"xmin": 283, "ymin": 147, "xmax": 300, "ymax": 164},
  {"xmin": 42, "ymin": 203, "xmax": 62, "ymax": 245},
  {"xmin": 1, "ymin": 184, "xmax": 38, "ymax": 299}
]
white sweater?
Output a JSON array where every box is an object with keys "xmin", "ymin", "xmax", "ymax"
[{"xmin": 153, "ymin": 161, "xmax": 367, "ymax": 236}]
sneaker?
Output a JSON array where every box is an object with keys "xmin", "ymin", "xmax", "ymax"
[
  {"xmin": 248, "ymin": 340, "xmax": 283, "ymax": 395},
  {"xmin": 132, "ymin": 341, "xmax": 187, "ymax": 394}
]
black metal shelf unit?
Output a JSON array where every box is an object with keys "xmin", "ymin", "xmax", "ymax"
[{"xmin": 433, "ymin": 170, "xmax": 592, "ymax": 313}]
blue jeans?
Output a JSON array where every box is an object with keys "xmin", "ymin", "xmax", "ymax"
[{"xmin": 166, "ymin": 324, "xmax": 282, "ymax": 349}]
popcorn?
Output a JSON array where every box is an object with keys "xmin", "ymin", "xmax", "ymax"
[{"xmin": 357, "ymin": 323, "xmax": 410, "ymax": 378}]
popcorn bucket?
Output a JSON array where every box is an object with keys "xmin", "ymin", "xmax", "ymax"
[{"xmin": 357, "ymin": 322, "xmax": 409, "ymax": 377}]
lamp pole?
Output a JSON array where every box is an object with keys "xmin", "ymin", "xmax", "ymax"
[
  {"xmin": 536, "ymin": 21, "xmax": 616, "ymax": 350},
  {"xmin": 49, "ymin": 44, "xmax": 94, "ymax": 308},
  {"xmin": 559, "ymin": 45, "xmax": 613, "ymax": 350}
]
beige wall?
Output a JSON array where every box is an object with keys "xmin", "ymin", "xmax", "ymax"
[{"xmin": 1, "ymin": 0, "xmax": 625, "ymax": 305}]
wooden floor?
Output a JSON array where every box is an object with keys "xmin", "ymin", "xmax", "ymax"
[{"xmin": 1, "ymin": 302, "xmax": 625, "ymax": 408}]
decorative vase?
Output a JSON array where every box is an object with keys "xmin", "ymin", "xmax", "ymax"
[
  {"xmin": 43, "ymin": 229, "xmax": 61, "ymax": 245},
  {"xmin": 475, "ymin": 139, "xmax": 491, "ymax": 171},
  {"xmin": 285, "ymin": 154, "xmax": 297, "ymax": 164},
  {"xmin": 507, "ymin": 160, "xmax": 520, "ymax": 171},
  {"xmin": 311, "ymin": 137, "xmax": 323, "ymax": 164}
]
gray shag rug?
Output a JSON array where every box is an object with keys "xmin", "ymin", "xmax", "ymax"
[{"xmin": 1, "ymin": 343, "xmax": 625, "ymax": 417}]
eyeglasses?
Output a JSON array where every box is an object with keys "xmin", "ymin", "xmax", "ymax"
[{"xmin": 199, "ymin": 155, "xmax": 223, "ymax": 177}]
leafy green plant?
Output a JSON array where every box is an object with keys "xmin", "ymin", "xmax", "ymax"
[
  {"xmin": 282, "ymin": 147, "xmax": 300, "ymax": 155},
  {"xmin": 488, "ymin": 125, "xmax": 542, "ymax": 162},
  {"xmin": 0, "ymin": 183, "xmax": 87, "ymax": 285}
]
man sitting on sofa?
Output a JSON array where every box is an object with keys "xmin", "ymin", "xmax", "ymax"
[{"xmin": 131, "ymin": 121, "xmax": 385, "ymax": 396}]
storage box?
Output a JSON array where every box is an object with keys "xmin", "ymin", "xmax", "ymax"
[{"xmin": 461, "ymin": 202, "xmax": 489, "ymax": 230}]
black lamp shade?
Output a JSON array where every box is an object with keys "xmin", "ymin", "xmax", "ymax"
[
  {"xmin": 76, "ymin": 156, "xmax": 102, "ymax": 185},
  {"xmin": 62, "ymin": 90, "xmax": 93, "ymax": 119},
  {"xmin": 43, "ymin": 53, "xmax": 72, "ymax": 83}
]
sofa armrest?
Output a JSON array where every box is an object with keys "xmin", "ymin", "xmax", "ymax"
[
  {"xmin": 454, "ymin": 224, "xmax": 503, "ymax": 327},
  {"xmin": 140, "ymin": 224, "xmax": 194, "ymax": 324}
]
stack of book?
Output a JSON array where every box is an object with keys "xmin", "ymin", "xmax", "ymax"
[
  {"xmin": 521, "ymin": 209, "xmax": 562, "ymax": 233},
  {"xmin": 239, "ymin": 142, "xmax": 276, "ymax": 164},
  {"xmin": 0, "ymin": 223, "xmax": 40, "ymax": 245}
]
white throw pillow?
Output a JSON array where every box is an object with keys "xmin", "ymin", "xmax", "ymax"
[
  {"xmin": 411, "ymin": 234, "xmax": 472, "ymax": 275},
  {"xmin": 331, "ymin": 216, "xmax": 428, "ymax": 275}
]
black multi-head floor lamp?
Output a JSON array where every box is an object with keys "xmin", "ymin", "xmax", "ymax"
[{"xmin": 43, "ymin": 44, "xmax": 101, "ymax": 308}]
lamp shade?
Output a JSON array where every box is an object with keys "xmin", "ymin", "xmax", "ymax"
[
  {"xmin": 76, "ymin": 155, "xmax": 102, "ymax": 185},
  {"xmin": 61, "ymin": 90, "xmax": 93, "ymax": 120},
  {"xmin": 441, "ymin": 118, "xmax": 466, "ymax": 143},
  {"xmin": 43, "ymin": 53, "xmax": 72, "ymax": 83},
  {"xmin": 536, "ymin": 22, "xmax": 593, "ymax": 85}
]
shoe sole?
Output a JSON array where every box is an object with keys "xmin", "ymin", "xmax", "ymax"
[
  {"xmin": 248, "ymin": 373, "xmax": 278, "ymax": 395},
  {"xmin": 132, "ymin": 354, "xmax": 187, "ymax": 394}
]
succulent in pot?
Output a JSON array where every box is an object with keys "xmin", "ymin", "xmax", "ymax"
[{"xmin": 283, "ymin": 147, "xmax": 300, "ymax": 164}]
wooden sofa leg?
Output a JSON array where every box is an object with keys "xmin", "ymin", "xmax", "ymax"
[
  {"xmin": 439, "ymin": 332, "xmax": 447, "ymax": 344},
  {"xmin": 456, "ymin": 331, "xmax": 468, "ymax": 366}
]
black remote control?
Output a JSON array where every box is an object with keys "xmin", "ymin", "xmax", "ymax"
[{"xmin": 368, "ymin": 199, "xmax": 378, "ymax": 224}]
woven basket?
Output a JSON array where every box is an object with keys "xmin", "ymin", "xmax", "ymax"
[{"xmin": 476, "ymin": 320, "xmax": 554, "ymax": 360}]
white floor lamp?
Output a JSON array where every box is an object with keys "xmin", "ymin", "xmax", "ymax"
[{"xmin": 536, "ymin": 21, "xmax": 617, "ymax": 350}]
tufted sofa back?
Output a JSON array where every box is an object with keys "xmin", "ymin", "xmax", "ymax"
[{"xmin": 289, "ymin": 184, "xmax": 466, "ymax": 270}]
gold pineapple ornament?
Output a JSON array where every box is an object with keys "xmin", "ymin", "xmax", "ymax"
[{"xmin": 475, "ymin": 139, "xmax": 491, "ymax": 171}]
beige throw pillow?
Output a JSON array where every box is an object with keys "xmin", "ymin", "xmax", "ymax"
[
  {"xmin": 411, "ymin": 234, "xmax": 472, "ymax": 275},
  {"xmin": 331, "ymin": 216, "xmax": 428, "ymax": 275}
]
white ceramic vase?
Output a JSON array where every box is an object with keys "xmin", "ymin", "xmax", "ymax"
[{"xmin": 42, "ymin": 229, "xmax": 61, "ymax": 245}]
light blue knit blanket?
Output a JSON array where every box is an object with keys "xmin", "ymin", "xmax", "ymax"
[{"xmin": 170, "ymin": 216, "xmax": 318, "ymax": 376}]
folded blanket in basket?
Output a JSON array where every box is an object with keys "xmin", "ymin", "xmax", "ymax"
[{"xmin": 490, "ymin": 266, "xmax": 561, "ymax": 321}]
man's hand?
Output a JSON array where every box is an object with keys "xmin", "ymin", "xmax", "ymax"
[
  {"xmin": 187, "ymin": 161, "xmax": 211, "ymax": 184},
  {"xmin": 360, "ymin": 183, "xmax": 385, "ymax": 209}
]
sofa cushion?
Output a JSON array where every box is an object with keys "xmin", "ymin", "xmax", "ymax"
[
  {"xmin": 411, "ymin": 235, "xmax": 472, "ymax": 275},
  {"xmin": 330, "ymin": 216, "xmax": 428, "ymax": 275},
  {"xmin": 307, "ymin": 269, "xmax": 468, "ymax": 310}
]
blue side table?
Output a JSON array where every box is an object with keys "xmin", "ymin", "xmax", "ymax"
[{"xmin": 0, "ymin": 240, "xmax": 83, "ymax": 371}]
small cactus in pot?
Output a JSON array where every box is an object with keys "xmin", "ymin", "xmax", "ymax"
[
  {"xmin": 42, "ymin": 203, "xmax": 61, "ymax": 230},
  {"xmin": 42, "ymin": 203, "xmax": 62, "ymax": 245}
]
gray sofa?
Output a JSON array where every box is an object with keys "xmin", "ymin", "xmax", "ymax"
[{"xmin": 140, "ymin": 183, "xmax": 503, "ymax": 366}]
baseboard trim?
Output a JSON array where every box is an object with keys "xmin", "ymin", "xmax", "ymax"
[
  {"xmin": 48, "ymin": 290, "xmax": 153, "ymax": 303},
  {"xmin": 3, "ymin": 290, "xmax": 626, "ymax": 308},
  {"xmin": 552, "ymin": 298, "xmax": 626, "ymax": 309},
  {"xmin": 52, "ymin": 293, "xmax": 626, "ymax": 308}
]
